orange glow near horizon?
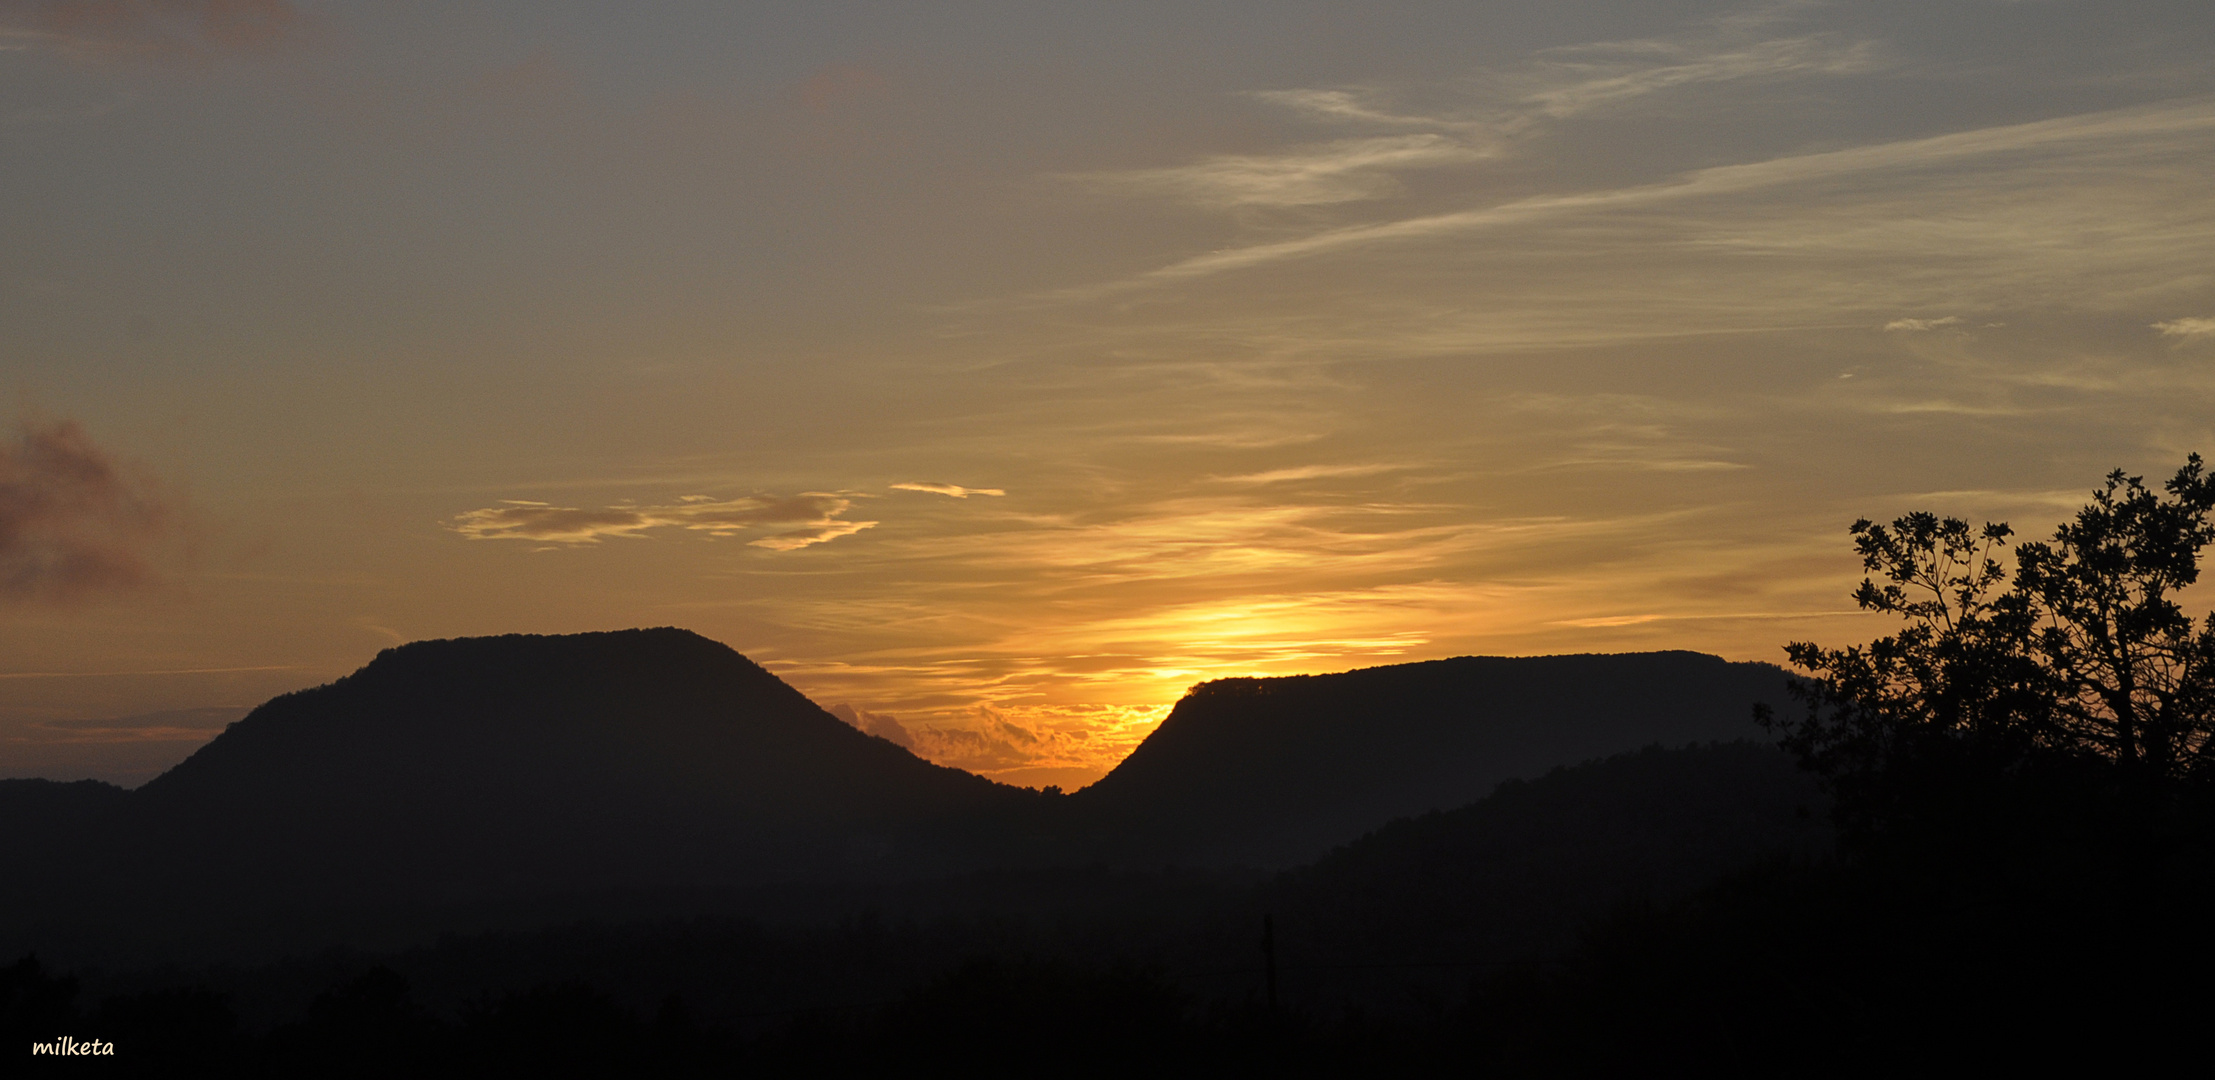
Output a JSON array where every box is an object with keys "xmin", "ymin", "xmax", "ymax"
[{"xmin": 4, "ymin": 4, "xmax": 2212, "ymax": 789}]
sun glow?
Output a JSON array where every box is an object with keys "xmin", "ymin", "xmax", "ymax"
[{"xmin": 7, "ymin": 3, "xmax": 2209, "ymax": 799}]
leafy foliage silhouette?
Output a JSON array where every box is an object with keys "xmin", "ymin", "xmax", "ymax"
[
  {"xmin": 1424, "ymin": 461, "xmax": 2215, "ymax": 1073},
  {"xmin": 1762, "ymin": 455, "xmax": 2215, "ymax": 841}
]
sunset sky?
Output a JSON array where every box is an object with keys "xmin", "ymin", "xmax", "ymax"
[{"xmin": 6, "ymin": 1, "xmax": 2213, "ymax": 789}]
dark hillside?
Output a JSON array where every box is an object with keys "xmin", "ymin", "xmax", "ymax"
[
  {"xmin": 1072, "ymin": 651, "xmax": 1790, "ymax": 867},
  {"xmin": 1255, "ymin": 741, "xmax": 1827, "ymax": 1004},
  {"xmin": 23, "ymin": 630, "xmax": 1049, "ymax": 959},
  {"xmin": 0, "ymin": 776, "xmax": 127, "ymax": 832},
  {"xmin": 0, "ymin": 778, "xmax": 127, "ymax": 895},
  {"xmin": 0, "ymin": 779, "xmax": 130, "ymax": 961},
  {"xmin": 11, "ymin": 744, "xmax": 1831, "ymax": 1073}
]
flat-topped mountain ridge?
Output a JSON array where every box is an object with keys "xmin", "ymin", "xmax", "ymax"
[
  {"xmin": 1073, "ymin": 651, "xmax": 1791, "ymax": 866},
  {"xmin": 1, "ymin": 629, "xmax": 1799, "ymax": 960},
  {"xmin": 132, "ymin": 630, "xmax": 1043, "ymax": 892},
  {"xmin": 4, "ymin": 630, "xmax": 1050, "ymax": 957},
  {"xmin": 137, "ymin": 628, "xmax": 1022, "ymax": 834}
]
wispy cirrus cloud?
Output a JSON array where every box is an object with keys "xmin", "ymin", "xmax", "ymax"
[
  {"xmin": 1081, "ymin": 98, "xmax": 2215, "ymax": 294},
  {"xmin": 2154, "ymin": 317, "xmax": 2215, "ymax": 338},
  {"xmin": 447, "ymin": 492, "xmax": 875, "ymax": 550},
  {"xmin": 990, "ymin": 93, "xmax": 2215, "ymax": 376},
  {"xmin": 1205, "ymin": 463, "xmax": 1405, "ymax": 485},
  {"xmin": 1517, "ymin": 31, "xmax": 1879, "ymax": 119},
  {"xmin": 1552, "ymin": 609, "xmax": 1858, "ymax": 629},
  {"xmin": 891, "ymin": 482, "xmax": 1005, "ymax": 498},
  {"xmin": 1061, "ymin": 8, "xmax": 1877, "ymax": 212},
  {"xmin": 872, "ymin": 496, "xmax": 1544, "ymax": 588},
  {"xmin": 1064, "ymin": 133, "xmax": 1495, "ymax": 209},
  {"xmin": 1248, "ymin": 88, "xmax": 1459, "ymax": 129},
  {"xmin": 1885, "ymin": 316, "xmax": 1963, "ymax": 332}
]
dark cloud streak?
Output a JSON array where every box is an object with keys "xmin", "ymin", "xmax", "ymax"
[
  {"xmin": 0, "ymin": 0, "xmax": 302, "ymax": 61},
  {"xmin": 0, "ymin": 420, "xmax": 179, "ymax": 605}
]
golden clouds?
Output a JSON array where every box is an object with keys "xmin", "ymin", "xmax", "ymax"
[
  {"xmin": 829, "ymin": 700, "xmax": 1171, "ymax": 789},
  {"xmin": 748, "ymin": 519, "xmax": 876, "ymax": 552},
  {"xmin": 883, "ymin": 496, "xmax": 1505, "ymax": 588},
  {"xmin": 736, "ymin": 477, "xmax": 1797, "ymax": 785},
  {"xmin": 891, "ymin": 482, "xmax": 1006, "ymax": 498},
  {"xmin": 14, "ymin": 3, "xmax": 2215, "ymax": 794},
  {"xmin": 425, "ymin": 51, "xmax": 2215, "ymax": 786},
  {"xmin": 1207, "ymin": 464, "xmax": 1405, "ymax": 485},
  {"xmin": 1885, "ymin": 317, "xmax": 1964, "ymax": 333},
  {"xmin": 830, "ymin": 700, "xmax": 1092, "ymax": 775},
  {"xmin": 448, "ymin": 493, "xmax": 875, "ymax": 550}
]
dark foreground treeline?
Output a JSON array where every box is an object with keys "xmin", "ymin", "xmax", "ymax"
[
  {"xmin": 12, "ymin": 739, "xmax": 2212, "ymax": 1076},
  {"xmin": 0, "ymin": 740, "xmax": 1810, "ymax": 1077},
  {"xmin": 9, "ymin": 851, "xmax": 2211, "ymax": 1076}
]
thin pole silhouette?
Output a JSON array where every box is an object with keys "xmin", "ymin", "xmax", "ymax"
[{"xmin": 1262, "ymin": 914, "xmax": 1278, "ymax": 1014}]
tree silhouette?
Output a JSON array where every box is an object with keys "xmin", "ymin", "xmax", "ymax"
[
  {"xmin": 1764, "ymin": 455, "xmax": 2215, "ymax": 840},
  {"xmin": 2015, "ymin": 460, "xmax": 2215, "ymax": 779}
]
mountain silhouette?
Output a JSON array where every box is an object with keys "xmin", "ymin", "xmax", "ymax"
[
  {"xmin": 16, "ymin": 632, "xmax": 2185, "ymax": 1073},
  {"xmin": 5, "ymin": 631, "xmax": 1799, "ymax": 962},
  {"xmin": 1069, "ymin": 652, "xmax": 1791, "ymax": 867},
  {"xmin": 28, "ymin": 630, "xmax": 1046, "ymax": 957}
]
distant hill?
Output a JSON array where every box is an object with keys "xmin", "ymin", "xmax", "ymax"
[
  {"xmin": 1, "ymin": 706, "xmax": 250, "ymax": 787},
  {"xmin": 0, "ymin": 777, "xmax": 128, "ymax": 885},
  {"xmin": 1069, "ymin": 652, "xmax": 1792, "ymax": 867},
  {"xmin": 16, "ymin": 630, "xmax": 1048, "ymax": 959}
]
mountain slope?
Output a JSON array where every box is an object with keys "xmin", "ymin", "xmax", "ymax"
[
  {"xmin": 1070, "ymin": 651, "xmax": 1791, "ymax": 867},
  {"xmin": 29, "ymin": 630, "xmax": 1045, "ymax": 957},
  {"xmin": 1264, "ymin": 741, "xmax": 1828, "ymax": 972}
]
